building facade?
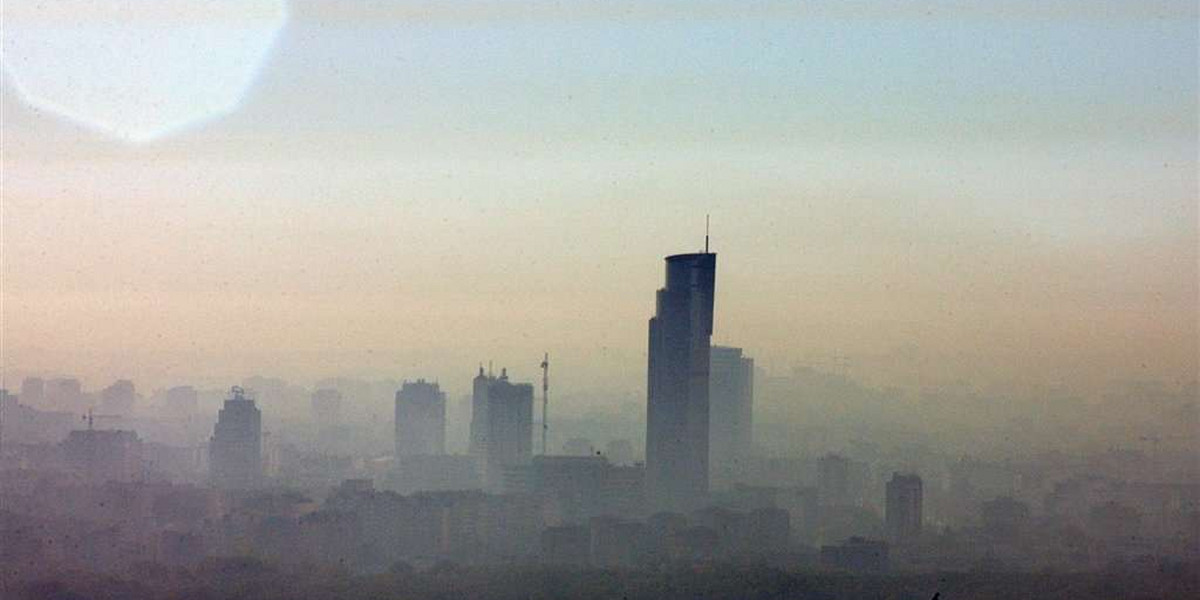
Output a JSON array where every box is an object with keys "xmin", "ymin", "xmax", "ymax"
[
  {"xmin": 61, "ymin": 428, "xmax": 144, "ymax": 484},
  {"xmin": 394, "ymin": 379, "xmax": 446, "ymax": 457},
  {"xmin": 709, "ymin": 345, "xmax": 754, "ymax": 490},
  {"xmin": 646, "ymin": 251, "xmax": 716, "ymax": 510},
  {"xmin": 885, "ymin": 472, "xmax": 923, "ymax": 542},
  {"xmin": 470, "ymin": 367, "xmax": 533, "ymax": 491},
  {"xmin": 209, "ymin": 386, "xmax": 263, "ymax": 489}
]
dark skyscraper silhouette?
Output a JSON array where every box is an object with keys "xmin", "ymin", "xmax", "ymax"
[
  {"xmin": 646, "ymin": 249, "xmax": 716, "ymax": 510},
  {"xmin": 709, "ymin": 345, "xmax": 754, "ymax": 490},
  {"xmin": 470, "ymin": 367, "xmax": 534, "ymax": 491},
  {"xmin": 395, "ymin": 379, "xmax": 446, "ymax": 457},
  {"xmin": 209, "ymin": 386, "xmax": 262, "ymax": 489},
  {"xmin": 886, "ymin": 472, "xmax": 924, "ymax": 542}
]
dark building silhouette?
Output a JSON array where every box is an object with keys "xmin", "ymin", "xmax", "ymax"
[
  {"xmin": 818, "ymin": 453, "xmax": 851, "ymax": 506},
  {"xmin": 470, "ymin": 367, "xmax": 534, "ymax": 491},
  {"xmin": 646, "ymin": 250, "xmax": 716, "ymax": 510},
  {"xmin": 61, "ymin": 428, "xmax": 143, "ymax": 483},
  {"xmin": 502, "ymin": 455, "xmax": 645, "ymax": 524},
  {"xmin": 394, "ymin": 379, "xmax": 446, "ymax": 457},
  {"xmin": 100, "ymin": 379, "xmax": 136, "ymax": 416},
  {"xmin": 885, "ymin": 472, "xmax": 923, "ymax": 542},
  {"xmin": 709, "ymin": 345, "xmax": 754, "ymax": 490},
  {"xmin": 209, "ymin": 386, "xmax": 262, "ymax": 489}
]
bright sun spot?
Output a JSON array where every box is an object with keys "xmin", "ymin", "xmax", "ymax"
[{"xmin": 2, "ymin": 0, "xmax": 288, "ymax": 143}]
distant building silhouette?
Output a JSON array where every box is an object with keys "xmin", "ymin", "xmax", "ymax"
[
  {"xmin": 646, "ymin": 250, "xmax": 716, "ymax": 510},
  {"xmin": 209, "ymin": 386, "xmax": 262, "ymax": 489},
  {"xmin": 709, "ymin": 345, "xmax": 754, "ymax": 490},
  {"xmin": 61, "ymin": 428, "xmax": 143, "ymax": 484},
  {"xmin": 885, "ymin": 472, "xmax": 923, "ymax": 542},
  {"xmin": 470, "ymin": 367, "xmax": 534, "ymax": 491},
  {"xmin": 388, "ymin": 453, "xmax": 479, "ymax": 494},
  {"xmin": 100, "ymin": 379, "xmax": 136, "ymax": 416},
  {"xmin": 311, "ymin": 388, "xmax": 343, "ymax": 425},
  {"xmin": 164, "ymin": 385, "xmax": 199, "ymax": 418},
  {"xmin": 502, "ymin": 455, "xmax": 645, "ymax": 524},
  {"xmin": 821, "ymin": 537, "xmax": 889, "ymax": 573},
  {"xmin": 394, "ymin": 379, "xmax": 446, "ymax": 457},
  {"xmin": 816, "ymin": 453, "xmax": 864, "ymax": 506},
  {"xmin": 44, "ymin": 377, "xmax": 83, "ymax": 412},
  {"xmin": 20, "ymin": 377, "xmax": 44, "ymax": 408},
  {"xmin": 981, "ymin": 496, "xmax": 1031, "ymax": 541}
]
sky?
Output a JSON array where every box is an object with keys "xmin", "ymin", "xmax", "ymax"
[{"xmin": 2, "ymin": 0, "xmax": 1197, "ymax": 398}]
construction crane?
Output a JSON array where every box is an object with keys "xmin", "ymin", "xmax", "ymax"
[{"xmin": 540, "ymin": 352, "xmax": 550, "ymax": 456}]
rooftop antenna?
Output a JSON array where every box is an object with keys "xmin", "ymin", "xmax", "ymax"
[
  {"xmin": 82, "ymin": 408, "xmax": 119, "ymax": 431},
  {"xmin": 540, "ymin": 353, "xmax": 550, "ymax": 455},
  {"xmin": 705, "ymin": 214, "xmax": 710, "ymax": 253}
]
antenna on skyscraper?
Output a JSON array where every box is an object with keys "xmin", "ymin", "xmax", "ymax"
[{"xmin": 705, "ymin": 214, "xmax": 710, "ymax": 253}]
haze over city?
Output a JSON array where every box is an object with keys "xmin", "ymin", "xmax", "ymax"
[{"xmin": 0, "ymin": 1, "xmax": 1197, "ymax": 599}]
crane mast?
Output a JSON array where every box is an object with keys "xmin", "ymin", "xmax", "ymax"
[{"xmin": 540, "ymin": 352, "xmax": 549, "ymax": 455}]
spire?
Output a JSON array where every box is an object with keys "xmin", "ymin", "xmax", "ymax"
[{"xmin": 705, "ymin": 214, "xmax": 710, "ymax": 254}]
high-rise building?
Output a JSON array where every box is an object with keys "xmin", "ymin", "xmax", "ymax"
[
  {"xmin": 818, "ymin": 453, "xmax": 851, "ymax": 507},
  {"xmin": 646, "ymin": 250, "xmax": 716, "ymax": 510},
  {"xmin": 100, "ymin": 379, "xmax": 136, "ymax": 416},
  {"xmin": 61, "ymin": 428, "xmax": 143, "ymax": 484},
  {"xmin": 395, "ymin": 379, "xmax": 446, "ymax": 457},
  {"xmin": 0, "ymin": 388, "xmax": 13, "ymax": 453},
  {"xmin": 20, "ymin": 377, "xmax": 44, "ymax": 408},
  {"xmin": 469, "ymin": 367, "xmax": 492, "ymax": 457},
  {"xmin": 164, "ymin": 385, "xmax": 199, "ymax": 418},
  {"xmin": 209, "ymin": 386, "xmax": 262, "ymax": 489},
  {"xmin": 44, "ymin": 378, "xmax": 83, "ymax": 412},
  {"xmin": 709, "ymin": 345, "xmax": 754, "ymax": 490},
  {"xmin": 311, "ymin": 388, "xmax": 343, "ymax": 425},
  {"xmin": 885, "ymin": 472, "xmax": 923, "ymax": 542},
  {"xmin": 470, "ymin": 367, "xmax": 534, "ymax": 491}
]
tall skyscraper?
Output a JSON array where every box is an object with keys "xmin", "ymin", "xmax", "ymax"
[
  {"xmin": 645, "ymin": 250, "xmax": 716, "ymax": 510},
  {"xmin": 709, "ymin": 345, "xmax": 754, "ymax": 490},
  {"xmin": 886, "ymin": 472, "xmax": 924, "ymax": 542},
  {"xmin": 209, "ymin": 386, "xmax": 262, "ymax": 489},
  {"xmin": 470, "ymin": 367, "xmax": 534, "ymax": 491},
  {"xmin": 395, "ymin": 379, "xmax": 446, "ymax": 456}
]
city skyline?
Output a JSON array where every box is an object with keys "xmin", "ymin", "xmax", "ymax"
[{"xmin": 1, "ymin": 3, "xmax": 1197, "ymax": 596}]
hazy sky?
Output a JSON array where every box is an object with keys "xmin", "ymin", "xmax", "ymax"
[{"xmin": 3, "ymin": 0, "xmax": 1196, "ymax": 397}]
